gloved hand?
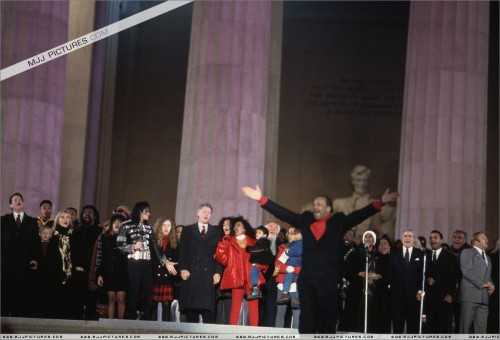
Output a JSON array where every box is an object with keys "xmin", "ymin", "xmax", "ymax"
[{"xmin": 286, "ymin": 266, "xmax": 294, "ymax": 273}]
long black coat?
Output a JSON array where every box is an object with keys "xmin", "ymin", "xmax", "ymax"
[
  {"xmin": 46, "ymin": 225, "xmax": 86, "ymax": 319},
  {"xmin": 342, "ymin": 248, "xmax": 389, "ymax": 333},
  {"xmin": 152, "ymin": 237, "xmax": 179, "ymax": 285},
  {"xmin": 1, "ymin": 212, "xmax": 39, "ymax": 317},
  {"xmin": 178, "ymin": 223, "xmax": 222, "ymax": 312},
  {"xmin": 98, "ymin": 234, "xmax": 129, "ymax": 292},
  {"xmin": 424, "ymin": 248, "xmax": 458, "ymax": 333}
]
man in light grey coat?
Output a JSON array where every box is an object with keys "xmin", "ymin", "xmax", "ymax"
[{"xmin": 459, "ymin": 231, "xmax": 495, "ymax": 333}]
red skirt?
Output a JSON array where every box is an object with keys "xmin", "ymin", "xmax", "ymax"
[{"xmin": 152, "ymin": 284, "xmax": 174, "ymax": 302}]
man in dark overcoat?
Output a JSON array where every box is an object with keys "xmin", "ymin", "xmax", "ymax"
[
  {"xmin": 242, "ymin": 185, "xmax": 399, "ymax": 333},
  {"xmin": 1, "ymin": 192, "xmax": 39, "ymax": 317},
  {"xmin": 388, "ymin": 230, "xmax": 424, "ymax": 333},
  {"xmin": 425, "ymin": 229, "xmax": 458, "ymax": 333},
  {"xmin": 178, "ymin": 203, "xmax": 223, "ymax": 323}
]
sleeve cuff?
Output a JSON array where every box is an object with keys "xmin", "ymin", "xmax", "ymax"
[
  {"xmin": 372, "ymin": 200, "xmax": 383, "ymax": 210},
  {"xmin": 258, "ymin": 196, "xmax": 269, "ymax": 206}
]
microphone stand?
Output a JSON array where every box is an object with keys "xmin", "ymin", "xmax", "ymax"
[
  {"xmin": 419, "ymin": 250, "xmax": 427, "ymax": 334},
  {"xmin": 364, "ymin": 245, "xmax": 369, "ymax": 334}
]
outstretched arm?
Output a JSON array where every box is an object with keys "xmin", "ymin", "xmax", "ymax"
[
  {"xmin": 242, "ymin": 184, "xmax": 303, "ymax": 227},
  {"xmin": 344, "ymin": 188, "xmax": 400, "ymax": 232}
]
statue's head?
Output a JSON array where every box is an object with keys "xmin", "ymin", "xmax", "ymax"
[{"xmin": 350, "ymin": 165, "xmax": 371, "ymax": 195}]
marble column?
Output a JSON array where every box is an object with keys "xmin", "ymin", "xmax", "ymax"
[
  {"xmin": 59, "ymin": 0, "xmax": 97, "ymax": 212},
  {"xmin": 1, "ymin": 1, "xmax": 69, "ymax": 215},
  {"xmin": 397, "ymin": 2, "xmax": 490, "ymax": 240},
  {"xmin": 176, "ymin": 1, "xmax": 282, "ymax": 225}
]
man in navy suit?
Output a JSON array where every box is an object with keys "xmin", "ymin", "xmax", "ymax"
[
  {"xmin": 459, "ymin": 231, "xmax": 495, "ymax": 334},
  {"xmin": 242, "ymin": 185, "xmax": 399, "ymax": 334},
  {"xmin": 388, "ymin": 230, "xmax": 424, "ymax": 334},
  {"xmin": 178, "ymin": 203, "xmax": 223, "ymax": 324},
  {"xmin": 425, "ymin": 230, "xmax": 459, "ymax": 333},
  {"xmin": 1, "ymin": 192, "xmax": 39, "ymax": 317}
]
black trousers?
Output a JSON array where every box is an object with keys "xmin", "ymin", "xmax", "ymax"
[
  {"xmin": 426, "ymin": 296, "xmax": 452, "ymax": 333},
  {"xmin": 298, "ymin": 276, "xmax": 338, "ymax": 334},
  {"xmin": 262, "ymin": 276, "xmax": 278, "ymax": 327},
  {"xmin": 390, "ymin": 293, "xmax": 420, "ymax": 333},
  {"xmin": 127, "ymin": 259, "xmax": 153, "ymax": 320}
]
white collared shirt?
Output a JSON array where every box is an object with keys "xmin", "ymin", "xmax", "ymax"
[
  {"xmin": 432, "ymin": 247, "xmax": 442, "ymax": 261},
  {"xmin": 473, "ymin": 245, "xmax": 488, "ymax": 266},
  {"xmin": 198, "ymin": 223, "xmax": 208, "ymax": 234},
  {"xmin": 13, "ymin": 212, "xmax": 24, "ymax": 222}
]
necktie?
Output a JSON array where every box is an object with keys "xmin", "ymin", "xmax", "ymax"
[
  {"xmin": 15, "ymin": 215, "xmax": 21, "ymax": 229},
  {"xmin": 201, "ymin": 225, "xmax": 206, "ymax": 238},
  {"xmin": 404, "ymin": 248, "xmax": 409, "ymax": 266},
  {"xmin": 482, "ymin": 251, "xmax": 486, "ymax": 262},
  {"xmin": 432, "ymin": 250, "xmax": 436, "ymax": 262}
]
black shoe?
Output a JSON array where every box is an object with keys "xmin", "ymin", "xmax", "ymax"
[{"xmin": 276, "ymin": 292, "xmax": 290, "ymax": 304}]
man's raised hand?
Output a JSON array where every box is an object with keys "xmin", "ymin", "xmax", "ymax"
[
  {"xmin": 242, "ymin": 185, "xmax": 263, "ymax": 201},
  {"xmin": 381, "ymin": 188, "xmax": 400, "ymax": 204}
]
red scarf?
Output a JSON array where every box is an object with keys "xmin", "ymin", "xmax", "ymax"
[
  {"xmin": 310, "ymin": 214, "xmax": 331, "ymax": 241},
  {"xmin": 162, "ymin": 234, "xmax": 169, "ymax": 252}
]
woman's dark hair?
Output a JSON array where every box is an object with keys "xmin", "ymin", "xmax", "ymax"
[
  {"xmin": 232, "ymin": 215, "xmax": 255, "ymax": 239},
  {"xmin": 379, "ymin": 233, "xmax": 393, "ymax": 246},
  {"xmin": 131, "ymin": 201, "xmax": 151, "ymax": 223},
  {"xmin": 217, "ymin": 216, "xmax": 235, "ymax": 236}
]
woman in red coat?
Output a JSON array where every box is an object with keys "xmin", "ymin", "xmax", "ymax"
[{"xmin": 214, "ymin": 216, "xmax": 267, "ymax": 326}]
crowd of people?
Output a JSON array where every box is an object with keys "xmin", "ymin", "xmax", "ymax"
[{"xmin": 1, "ymin": 190, "xmax": 498, "ymax": 335}]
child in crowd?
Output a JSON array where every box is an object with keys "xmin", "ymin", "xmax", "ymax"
[
  {"xmin": 277, "ymin": 228, "xmax": 302, "ymax": 304},
  {"xmin": 37, "ymin": 199, "xmax": 54, "ymax": 229},
  {"xmin": 32, "ymin": 225, "xmax": 54, "ymax": 317},
  {"xmin": 151, "ymin": 217, "xmax": 179, "ymax": 322},
  {"xmin": 246, "ymin": 225, "xmax": 275, "ymax": 299}
]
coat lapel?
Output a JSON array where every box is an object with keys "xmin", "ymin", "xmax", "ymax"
[{"xmin": 473, "ymin": 248, "xmax": 488, "ymax": 269}]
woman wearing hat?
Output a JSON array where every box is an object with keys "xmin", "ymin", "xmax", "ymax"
[{"xmin": 342, "ymin": 230, "xmax": 387, "ymax": 332}]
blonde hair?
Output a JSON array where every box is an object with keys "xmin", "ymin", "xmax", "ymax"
[{"xmin": 52, "ymin": 211, "xmax": 73, "ymax": 231}]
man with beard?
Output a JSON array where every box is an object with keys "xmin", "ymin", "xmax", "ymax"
[
  {"xmin": 1, "ymin": 193, "xmax": 39, "ymax": 317},
  {"xmin": 242, "ymin": 185, "xmax": 399, "ymax": 333},
  {"xmin": 77, "ymin": 205, "xmax": 102, "ymax": 320}
]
